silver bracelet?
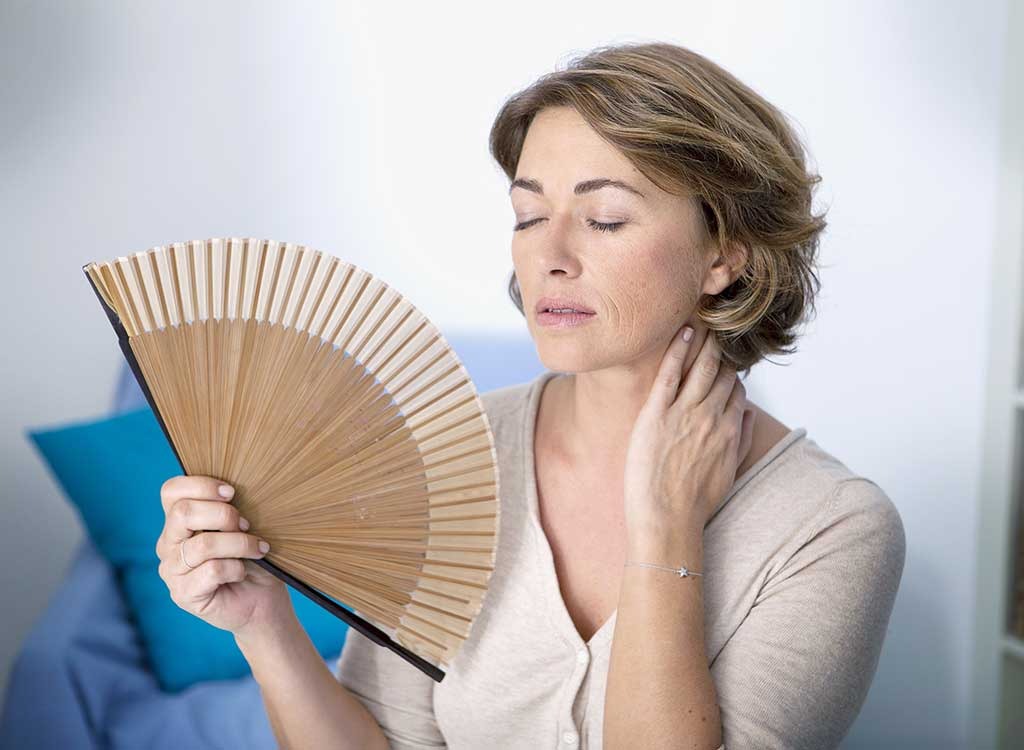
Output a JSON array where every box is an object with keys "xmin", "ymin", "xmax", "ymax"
[{"xmin": 624, "ymin": 561, "xmax": 703, "ymax": 578}]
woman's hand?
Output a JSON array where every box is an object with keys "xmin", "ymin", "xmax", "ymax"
[
  {"xmin": 155, "ymin": 475, "xmax": 292, "ymax": 639},
  {"xmin": 622, "ymin": 323, "xmax": 756, "ymax": 546}
]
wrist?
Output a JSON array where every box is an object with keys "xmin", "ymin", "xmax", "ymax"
[
  {"xmin": 234, "ymin": 607, "xmax": 302, "ymax": 655},
  {"xmin": 626, "ymin": 523, "xmax": 704, "ymax": 564}
]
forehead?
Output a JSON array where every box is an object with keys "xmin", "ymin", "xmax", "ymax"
[{"xmin": 517, "ymin": 106, "xmax": 640, "ymax": 180}]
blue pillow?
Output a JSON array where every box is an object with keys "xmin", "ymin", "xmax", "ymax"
[{"xmin": 27, "ymin": 405, "xmax": 350, "ymax": 693}]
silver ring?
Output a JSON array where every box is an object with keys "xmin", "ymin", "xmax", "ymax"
[{"xmin": 180, "ymin": 537, "xmax": 198, "ymax": 570}]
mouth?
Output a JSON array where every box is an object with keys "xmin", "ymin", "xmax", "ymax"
[{"xmin": 534, "ymin": 297, "xmax": 596, "ymax": 315}]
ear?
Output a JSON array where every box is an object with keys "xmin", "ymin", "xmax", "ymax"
[{"xmin": 701, "ymin": 239, "xmax": 749, "ymax": 296}]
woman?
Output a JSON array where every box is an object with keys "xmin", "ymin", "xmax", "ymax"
[{"xmin": 155, "ymin": 42, "xmax": 906, "ymax": 749}]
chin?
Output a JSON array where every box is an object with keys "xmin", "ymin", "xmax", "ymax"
[{"xmin": 532, "ymin": 340, "xmax": 615, "ymax": 375}]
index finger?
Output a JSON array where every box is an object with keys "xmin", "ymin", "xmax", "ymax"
[
  {"xmin": 675, "ymin": 328, "xmax": 723, "ymax": 408},
  {"xmin": 160, "ymin": 475, "xmax": 235, "ymax": 515}
]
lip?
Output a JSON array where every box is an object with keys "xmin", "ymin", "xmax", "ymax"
[{"xmin": 534, "ymin": 296, "xmax": 597, "ymax": 315}]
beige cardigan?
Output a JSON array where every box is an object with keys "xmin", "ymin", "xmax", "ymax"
[{"xmin": 336, "ymin": 370, "xmax": 906, "ymax": 749}]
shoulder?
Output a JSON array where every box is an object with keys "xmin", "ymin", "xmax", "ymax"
[
  {"xmin": 794, "ymin": 439, "xmax": 906, "ymax": 562},
  {"xmin": 474, "ymin": 378, "xmax": 536, "ymax": 442},
  {"xmin": 720, "ymin": 435, "xmax": 906, "ymax": 581},
  {"xmin": 828, "ymin": 476, "xmax": 905, "ymax": 545},
  {"xmin": 778, "ymin": 437, "xmax": 905, "ymax": 582},
  {"xmin": 821, "ymin": 476, "xmax": 907, "ymax": 584},
  {"xmin": 478, "ymin": 379, "xmax": 533, "ymax": 417},
  {"xmin": 708, "ymin": 448, "xmax": 906, "ymax": 750}
]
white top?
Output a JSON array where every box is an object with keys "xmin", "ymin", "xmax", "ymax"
[{"xmin": 336, "ymin": 370, "xmax": 906, "ymax": 749}]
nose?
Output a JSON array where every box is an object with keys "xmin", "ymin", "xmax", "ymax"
[{"xmin": 531, "ymin": 214, "xmax": 585, "ymax": 278}]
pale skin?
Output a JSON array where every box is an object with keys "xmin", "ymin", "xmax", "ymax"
[{"xmin": 512, "ymin": 105, "xmax": 793, "ymax": 748}]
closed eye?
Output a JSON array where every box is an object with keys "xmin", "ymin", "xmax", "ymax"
[{"xmin": 512, "ymin": 218, "xmax": 626, "ymax": 233}]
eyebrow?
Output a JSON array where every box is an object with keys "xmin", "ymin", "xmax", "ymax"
[{"xmin": 508, "ymin": 177, "xmax": 646, "ymax": 199}]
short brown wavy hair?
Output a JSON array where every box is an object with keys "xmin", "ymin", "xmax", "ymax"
[{"xmin": 489, "ymin": 41, "xmax": 828, "ymax": 375}]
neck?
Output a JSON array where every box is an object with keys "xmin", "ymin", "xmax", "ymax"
[
  {"xmin": 538, "ymin": 356, "xmax": 786, "ymax": 500},
  {"xmin": 544, "ymin": 366, "xmax": 662, "ymax": 468}
]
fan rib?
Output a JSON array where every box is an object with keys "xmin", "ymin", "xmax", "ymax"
[{"xmin": 326, "ymin": 272, "xmax": 369, "ymax": 346}]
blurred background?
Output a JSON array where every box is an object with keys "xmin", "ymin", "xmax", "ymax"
[{"xmin": 1, "ymin": 1, "xmax": 1022, "ymax": 748}]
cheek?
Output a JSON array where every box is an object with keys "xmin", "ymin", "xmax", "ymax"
[
  {"xmin": 510, "ymin": 240, "xmax": 534, "ymax": 281},
  {"xmin": 510, "ymin": 244, "xmax": 530, "ymax": 292},
  {"xmin": 602, "ymin": 240, "xmax": 699, "ymax": 324}
]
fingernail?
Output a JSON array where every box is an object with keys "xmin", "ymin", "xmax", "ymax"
[
  {"xmin": 681, "ymin": 326, "xmax": 694, "ymax": 342},
  {"xmin": 218, "ymin": 484, "xmax": 234, "ymax": 499},
  {"xmin": 239, "ymin": 517, "xmax": 250, "ymax": 531},
  {"xmin": 259, "ymin": 541, "xmax": 270, "ymax": 554}
]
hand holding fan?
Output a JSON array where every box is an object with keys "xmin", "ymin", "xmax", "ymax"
[{"xmin": 82, "ymin": 238, "xmax": 502, "ymax": 682}]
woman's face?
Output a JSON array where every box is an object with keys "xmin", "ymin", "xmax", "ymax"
[{"xmin": 510, "ymin": 105, "xmax": 718, "ymax": 373}]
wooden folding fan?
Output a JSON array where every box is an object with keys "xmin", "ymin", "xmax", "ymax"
[{"xmin": 82, "ymin": 238, "xmax": 502, "ymax": 682}]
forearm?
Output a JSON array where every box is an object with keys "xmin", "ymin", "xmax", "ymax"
[
  {"xmin": 235, "ymin": 611, "xmax": 389, "ymax": 750},
  {"xmin": 604, "ymin": 526, "xmax": 722, "ymax": 749}
]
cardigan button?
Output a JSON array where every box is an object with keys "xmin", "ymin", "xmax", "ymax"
[
  {"xmin": 576, "ymin": 647, "xmax": 589, "ymax": 665},
  {"xmin": 562, "ymin": 729, "xmax": 579, "ymax": 745}
]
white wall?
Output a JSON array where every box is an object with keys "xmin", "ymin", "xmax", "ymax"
[{"xmin": 0, "ymin": 1, "xmax": 1010, "ymax": 747}]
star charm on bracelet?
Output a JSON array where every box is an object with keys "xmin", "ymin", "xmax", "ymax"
[{"xmin": 624, "ymin": 561, "xmax": 704, "ymax": 578}]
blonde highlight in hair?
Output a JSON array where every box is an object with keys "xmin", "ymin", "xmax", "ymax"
[{"xmin": 490, "ymin": 41, "xmax": 827, "ymax": 375}]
